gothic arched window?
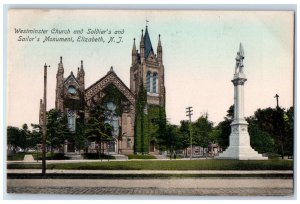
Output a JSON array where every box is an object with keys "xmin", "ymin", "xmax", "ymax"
[
  {"xmin": 152, "ymin": 72, "xmax": 158, "ymax": 93},
  {"xmin": 68, "ymin": 86, "xmax": 77, "ymax": 94},
  {"xmin": 67, "ymin": 110, "xmax": 76, "ymax": 132},
  {"xmin": 146, "ymin": 71, "xmax": 151, "ymax": 93}
]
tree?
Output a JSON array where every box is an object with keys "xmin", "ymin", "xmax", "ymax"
[
  {"xmin": 28, "ymin": 123, "xmax": 42, "ymax": 151},
  {"xmin": 74, "ymin": 117, "xmax": 86, "ymax": 152},
  {"xmin": 285, "ymin": 106, "xmax": 294, "ymax": 156},
  {"xmin": 176, "ymin": 120, "xmax": 190, "ymax": 155},
  {"xmin": 7, "ymin": 126, "xmax": 21, "ymax": 153},
  {"xmin": 134, "ymin": 83, "xmax": 148, "ymax": 154},
  {"xmin": 246, "ymin": 116, "xmax": 275, "ymax": 154},
  {"xmin": 17, "ymin": 123, "xmax": 29, "ymax": 151},
  {"xmin": 254, "ymin": 107, "xmax": 293, "ymax": 158},
  {"xmin": 192, "ymin": 114, "xmax": 214, "ymax": 148},
  {"xmin": 85, "ymin": 104, "xmax": 113, "ymax": 157},
  {"xmin": 46, "ymin": 109, "xmax": 70, "ymax": 158},
  {"xmin": 216, "ymin": 105, "xmax": 234, "ymax": 149}
]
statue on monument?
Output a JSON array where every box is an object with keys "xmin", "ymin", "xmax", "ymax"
[{"xmin": 234, "ymin": 43, "xmax": 245, "ymax": 74}]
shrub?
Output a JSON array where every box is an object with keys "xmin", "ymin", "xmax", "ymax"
[
  {"xmin": 83, "ymin": 153, "xmax": 115, "ymax": 160},
  {"xmin": 128, "ymin": 154, "xmax": 156, "ymax": 159}
]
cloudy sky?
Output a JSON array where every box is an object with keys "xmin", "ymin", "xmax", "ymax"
[{"xmin": 7, "ymin": 10, "xmax": 294, "ymax": 127}]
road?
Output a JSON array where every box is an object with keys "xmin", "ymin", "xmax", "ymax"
[{"xmin": 6, "ymin": 178, "xmax": 293, "ymax": 196}]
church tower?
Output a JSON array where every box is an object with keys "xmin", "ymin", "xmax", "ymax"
[
  {"xmin": 55, "ymin": 56, "xmax": 85, "ymax": 133},
  {"xmin": 130, "ymin": 25, "xmax": 166, "ymax": 154},
  {"xmin": 130, "ymin": 25, "xmax": 166, "ymax": 107}
]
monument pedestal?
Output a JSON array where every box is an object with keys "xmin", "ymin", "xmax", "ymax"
[{"xmin": 218, "ymin": 121, "xmax": 267, "ymax": 160}]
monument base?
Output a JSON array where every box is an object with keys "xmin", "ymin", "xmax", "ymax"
[
  {"xmin": 217, "ymin": 122, "xmax": 268, "ymax": 160},
  {"xmin": 217, "ymin": 145, "xmax": 267, "ymax": 160}
]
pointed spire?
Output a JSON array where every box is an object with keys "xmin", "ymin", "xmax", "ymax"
[
  {"xmin": 143, "ymin": 25, "xmax": 154, "ymax": 58},
  {"xmin": 80, "ymin": 60, "xmax": 84, "ymax": 71},
  {"xmin": 57, "ymin": 56, "xmax": 64, "ymax": 75},
  {"xmin": 158, "ymin": 34, "xmax": 161, "ymax": 46},
  {"xmin": 77, "ymin": 60, "xmax": 85, "ymax": 88},
  {"xmin": 157, "ymin": 34, "xmax": 162, "ymax": 51},
  {"xmin": 132, "ymin": 38, "xmax": 136, "ymax": 54},
  {"xmin": 132, "ymin": 38, "xmax": 137, "ymax": 64},
  {"xmin": 157, "ymin": 34, "xmax": 162, "ymax": 62},
  {"xmin": 140, "ymin": 29, "xmax": 144, "ymax": 47}
]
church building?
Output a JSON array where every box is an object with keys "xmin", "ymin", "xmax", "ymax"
[{"xmin": 39, "ymin": 25, "xmax": 166, "ymax": 155}]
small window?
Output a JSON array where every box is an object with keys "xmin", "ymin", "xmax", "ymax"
[
  {"xmin": 146, "ymin": 71, "xmax": 151, "ymax": 93},
  {"xmin": 68, "ymin": 86, "xmax": 77, "ymax": 94},
  {"xmin": 152, "ymin": 73, "xmax": 158, "ymax": 93},
  {"xmin": 127, "ymin": 138, "xmax": 131, "ymax": 148}
]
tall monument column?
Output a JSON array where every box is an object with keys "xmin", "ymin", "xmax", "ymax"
[{"xmin": 217, "ymin": 43, "xmax": 267, "ymax": 160}]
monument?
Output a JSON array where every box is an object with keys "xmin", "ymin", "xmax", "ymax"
[{"xmin": 217, "ymin": 43, "xmax": 267, "ymax": 160}]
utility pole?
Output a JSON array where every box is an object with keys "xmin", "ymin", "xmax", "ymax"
[
  {"xmin": 42, "ymin": 63, "xmax": 50, "ymax": 175},
  {"xmin": 186, "ymin": 106, "xmax": 193, "ymax": 160},
  {"xmin": 274, "ymin": 94, "xmax": 279, "ymax": 108}
]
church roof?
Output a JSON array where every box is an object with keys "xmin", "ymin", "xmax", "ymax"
[
  {"xmin": 85, "ymin": 68, "xmax": 136, "ymax": 106},
  {"xmin": 64, "ymin": 71, "xmax": 79, "ymax": 86},
  {"xmin": 144, "ymin": 26, "xmax": 154, "ymax": 58}
]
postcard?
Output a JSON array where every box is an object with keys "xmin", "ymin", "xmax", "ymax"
[{"xmin": 6, "ymin": 8, "xmax": 294, "ymax": 197}]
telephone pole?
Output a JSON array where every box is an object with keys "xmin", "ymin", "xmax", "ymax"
[
  {"xmin": 42, "ymin": 63, "xmax": 50, "ymax": 175},
  {"xmin": 186, "ymin": 106, "xmax": 193, "ymax": 160}
]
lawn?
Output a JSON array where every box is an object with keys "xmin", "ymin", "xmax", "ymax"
[
  {"xmin": 7, "ymin": 152, "xmax": 67, "ymax": 161},
  {"xmin": 7, "ymin": 159, "xmax": 293, "ymax": 170}
]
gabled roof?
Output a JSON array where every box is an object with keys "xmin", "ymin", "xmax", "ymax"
[
  {"xmin": 144, "ymin": 26, "xmax": 154, "ymax": 58},
  {"xmin": 64, "ymin": 72, "xmax": 79, "ymax": 86},
  {"xmin": 85, "ymin": 68, "xmax": 136, "ymax": 106}
]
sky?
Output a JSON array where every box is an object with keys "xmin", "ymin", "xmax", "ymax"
[{"xmin": 7, "ymin": 10, "xmax": 294, "ymax": 127}]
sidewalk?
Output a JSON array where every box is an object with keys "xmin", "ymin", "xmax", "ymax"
[{"xmin": 7, "ymin": 169, "xmax": 293, "ymax": 175}]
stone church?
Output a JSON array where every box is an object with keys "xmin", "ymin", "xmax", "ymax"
[{"xmin": 40, "ymin": 26, "xmax": 166, "ymax": 155}]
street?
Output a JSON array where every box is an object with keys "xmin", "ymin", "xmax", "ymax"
[{"xmin": 6, "ymin": 178, "xmax": 293, "ymax": 196}]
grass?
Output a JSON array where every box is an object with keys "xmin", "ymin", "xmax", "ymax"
[
  {"xmin": 127, "ymin": 154, "xmax": 156, "ymax": 159},
  {"xmin": 7, "ymin": 152, "xmax": 68, "ymax": 161},
  {"xmin": 7, "ymin": 159, "xmax": 293, "ymax": 170}
]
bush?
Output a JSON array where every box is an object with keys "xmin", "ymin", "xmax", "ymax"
[
  {"xmin": 83, "ymin": 153, "xmax": 115, "ymax": 160},
  {"xmin": 128, "ymin": 154, "xmax": 156, "ymax": 159}
]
